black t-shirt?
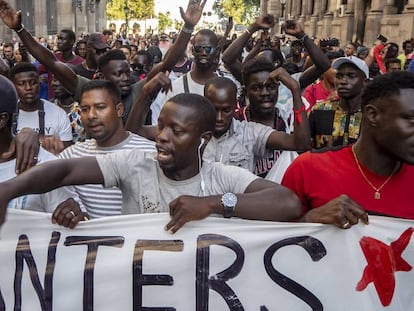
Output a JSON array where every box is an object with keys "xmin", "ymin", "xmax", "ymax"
[
  {"xmin": 147, "ymin": 46, "xmax": 163, "ymax": 64},
  {"xmin": 73, "ymin": 63, "xmax": 95, "ymax": 80}
]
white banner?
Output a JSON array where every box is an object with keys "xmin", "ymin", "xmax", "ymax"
[{"xmin": 0, "ymin": 209, "xmax": 413, "ymax": 310}]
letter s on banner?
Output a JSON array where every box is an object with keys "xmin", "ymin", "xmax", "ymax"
[{"xmin": 263, "ymin": 236, "xmax": 327, "ymax": 311}]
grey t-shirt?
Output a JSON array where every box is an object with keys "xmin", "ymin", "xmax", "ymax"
[
  {"xmin": 96, "ymin": 150, "xmax": 258, "ymax": 215},
  {"xmin": 203, "ymin": 119, "xmax": 274, "ymax": 172}
]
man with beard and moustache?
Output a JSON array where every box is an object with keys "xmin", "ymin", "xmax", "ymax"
[
  {"xmin": 38, "ymin": 29, "xmax": 84, "ymax": 100},
  {"xmin": 282, "ymin": 71, "xmax": 414, "ymax": 228},
  {"xmin": 58, "ymin": 80, "xmax": 155, "ymax": 219},
  {"xmin": 0, "ymin": 93, "xmax": 302, "ymax": 233},
  {"xmin": 0, "ymin": 0, "xmax": 207, "ymax": 124},
  {"xmin": 309, "ymin": 56, "xmax": 369, "ymax": 150}
]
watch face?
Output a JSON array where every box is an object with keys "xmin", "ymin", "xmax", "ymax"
[{"xmin": 223, "ymin": 192, "xmax": 237, "ymax": 207}]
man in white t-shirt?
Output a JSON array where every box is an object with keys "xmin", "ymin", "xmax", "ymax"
[
  {"xmin": 10, "ymin": 62, "xmax": 72, "ymax": 154},
  {"xmin": 0, "ymin": 74, "xmax": 85, "ymax": 228},
  {"xmin": 0, "ymin": 93, "xmax": 302, "ymax": 233},
  {"xmin": 157, "ymin": 29, "xmax": 219, "ymax": 121}
]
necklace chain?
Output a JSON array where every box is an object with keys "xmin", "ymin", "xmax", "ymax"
[{"xmin": 351, "ymin": 145, "xmax": 400, "ymax": 200}]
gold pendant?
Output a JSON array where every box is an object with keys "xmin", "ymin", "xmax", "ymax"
[{"xmin": 374, "ymin": 191, "xmax": 380, "ymax": 200}]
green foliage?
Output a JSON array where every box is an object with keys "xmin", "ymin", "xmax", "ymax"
[
  {"xmin": 213, "ymin": 0, "xmax": 260, "ymax": 25},
  {"xmin": 174, "ymin": 19, "xmax": 184, "ymax": 32},
  {"xmin": 106, "ymin": 0, "xmax": 155, "ymax": 20},
  {"xmin": 158, "ymin": 12, "xmax": 173, "ymax": 33}
]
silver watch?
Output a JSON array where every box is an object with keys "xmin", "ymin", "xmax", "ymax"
[{"xmin": 222, "ymin": 192, "xmax": 237, "ymax": 218}]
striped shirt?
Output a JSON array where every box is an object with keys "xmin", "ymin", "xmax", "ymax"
[{"xmin": 59, "ymin": 132, "xmax": 155, "ymax": 218}]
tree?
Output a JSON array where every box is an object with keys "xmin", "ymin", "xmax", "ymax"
[
  {"xmin": 213, "ymin": 0, "xmax": 260, "ymax": 25},
  {"xmin": 158, "ymin": 12, "xmax": 173, "ymax": 33},
  {"xmin": 174, "ymin": 19, "xmax": 184, "ymax": 33},
  {"xmin": 106, "ymin": 0, "xmax": 155, "ymax": 21}
]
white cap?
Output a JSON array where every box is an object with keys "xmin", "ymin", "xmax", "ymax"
[{"xmin": 332, "ymin": 56, "xmax": 370, "ymax": 79}]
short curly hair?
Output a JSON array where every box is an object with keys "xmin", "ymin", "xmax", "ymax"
[{"xmin": 361, "ymin": 71, "xmax": 414, "ymax": 110}]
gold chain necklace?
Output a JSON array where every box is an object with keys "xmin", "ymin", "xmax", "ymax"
[{"xmin": 351, "ymin": 146, "xmax": 400, "ymax": 200}]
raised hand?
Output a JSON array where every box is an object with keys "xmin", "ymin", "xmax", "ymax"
[
  {"xmin": 266, "ymin": 67, "xmax": 299, "ymax": 91},
  {"xmin": 0, "ymin": 0, "xmax": 21, "ymax": 31},
  {"xmin": 143, "ymin": 71, "xmax": 171, "ymax": 98},
  {"xmin": 283, "ymin": 20, "xmax": 305, "ymax": 38},
  {"xmin": 254, "ymin": 14, "xmax": 275, "ymax": 30},
  {"xmin": 180, "ymin": 0, "xmax": 207, "ymax": 27}
]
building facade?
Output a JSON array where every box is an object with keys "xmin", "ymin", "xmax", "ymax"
[
  {"xmin": 0, "ymin": 0, "xmax": 107, "ymax": 42},
  {"xmin": 264, "ymin": 0, "xmax": 414, "ymax": 46}
]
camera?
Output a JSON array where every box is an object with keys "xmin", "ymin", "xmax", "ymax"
[
  {"xmin": 376, "ymin": 34, "xmax": 388, "ymax": 43},
  {"xmin": 319, "ymin": 38, "xmax": 339, "ymax": 48}
]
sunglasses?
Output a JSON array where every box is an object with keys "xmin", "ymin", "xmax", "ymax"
[{"xmin": 192, "ymin": 45, "xmax": 216, "ymax": 54}]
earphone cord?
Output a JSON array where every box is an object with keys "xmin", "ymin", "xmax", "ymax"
[{"xmin": 198, "ymin": 143, "xmax": 206, "ymax": 196}]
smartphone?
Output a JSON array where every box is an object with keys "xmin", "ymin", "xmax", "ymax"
[
  {"xmin": 376, "ymin": 34, "xmax": 388, "ymax": 43},
  {"xmin": 228, "ymin": 16, "xmax": 233, "ymax": 24}
]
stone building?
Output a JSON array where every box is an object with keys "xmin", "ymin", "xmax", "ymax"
[
  {"xmin": 263, "ymin": 0, "xmax": 414, "ymax": 46},
  {"xmin": 0, "ymin": 0, "xmax": 107, "ymax": 42}
]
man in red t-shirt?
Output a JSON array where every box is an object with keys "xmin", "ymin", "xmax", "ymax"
[{"xmin": 282, "ymin": 71, "xmax": 414, "ymax": 229}]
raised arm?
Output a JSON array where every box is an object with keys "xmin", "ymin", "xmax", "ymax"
[
  {"xmin": 165, "ymin": 178, "xmax": 302, "ymax": 233},
  {"xmin": 0, "ymin": 0, "xmax": 78, "ymax": 94},
  {"xmin": 283, "ymin": 20, "xmax": 330, "ymax": 89},
  {"xmin": 265, "ymin": 68, "xmax": 310, "ymax": 151},
  {"xmin": 222, "ymin": 14, "xmax": 275, "ymax": 83},
  {"xmin": 242, "ymin": 37, "xmax": 264, "ymax": 64},
  {"xmin": 125, "ymin": 72, "xmax": 170, "ymax": 139},
  {"xmin": 216, "ymin": 18, "xmax": 234, "ymax": 53},
  {"xmin": 146, "ymin": 0, "xmax": 206, "ymax": 81},
  {"xmin": 0, "ymin": 157, "xmax": 103, "ymax": 225}
]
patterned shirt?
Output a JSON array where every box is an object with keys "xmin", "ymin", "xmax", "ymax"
[
  {"xmin": 309, "ymin": 99, "xmax": 362, "ymax": 149},
  {"xmin": 53, "ymin": 99, "xmax": 86, "ymax": 143}
]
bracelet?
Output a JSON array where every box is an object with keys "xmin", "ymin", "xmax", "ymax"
[
  {"xmin": 294, "ymin": 105, "xmax": 306, "ymax": 124},
  {"xmin": 15, "ymin": 24, "xmax": 24, "ymax": 33},
  {"xmin": 298, "ymin": 33, "xmax": 308, "ymax": 43},
  {"xmin": 181, "ymin": 25, "xmax": 194, "ymax": 34}
]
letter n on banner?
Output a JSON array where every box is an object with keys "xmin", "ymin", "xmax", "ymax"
[{"xmin": 14, "ymin": 231, "xmax": 61, "ymax": 311}]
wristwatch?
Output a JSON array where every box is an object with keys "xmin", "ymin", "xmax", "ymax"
[{"xmin": 222, "ymin": 193, "xmax": 238, "ymax": 218}]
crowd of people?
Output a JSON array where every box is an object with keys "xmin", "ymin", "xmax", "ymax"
[{"xmin": 0, "ymin": 0, "xmax": 413, "ymax": 233}]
